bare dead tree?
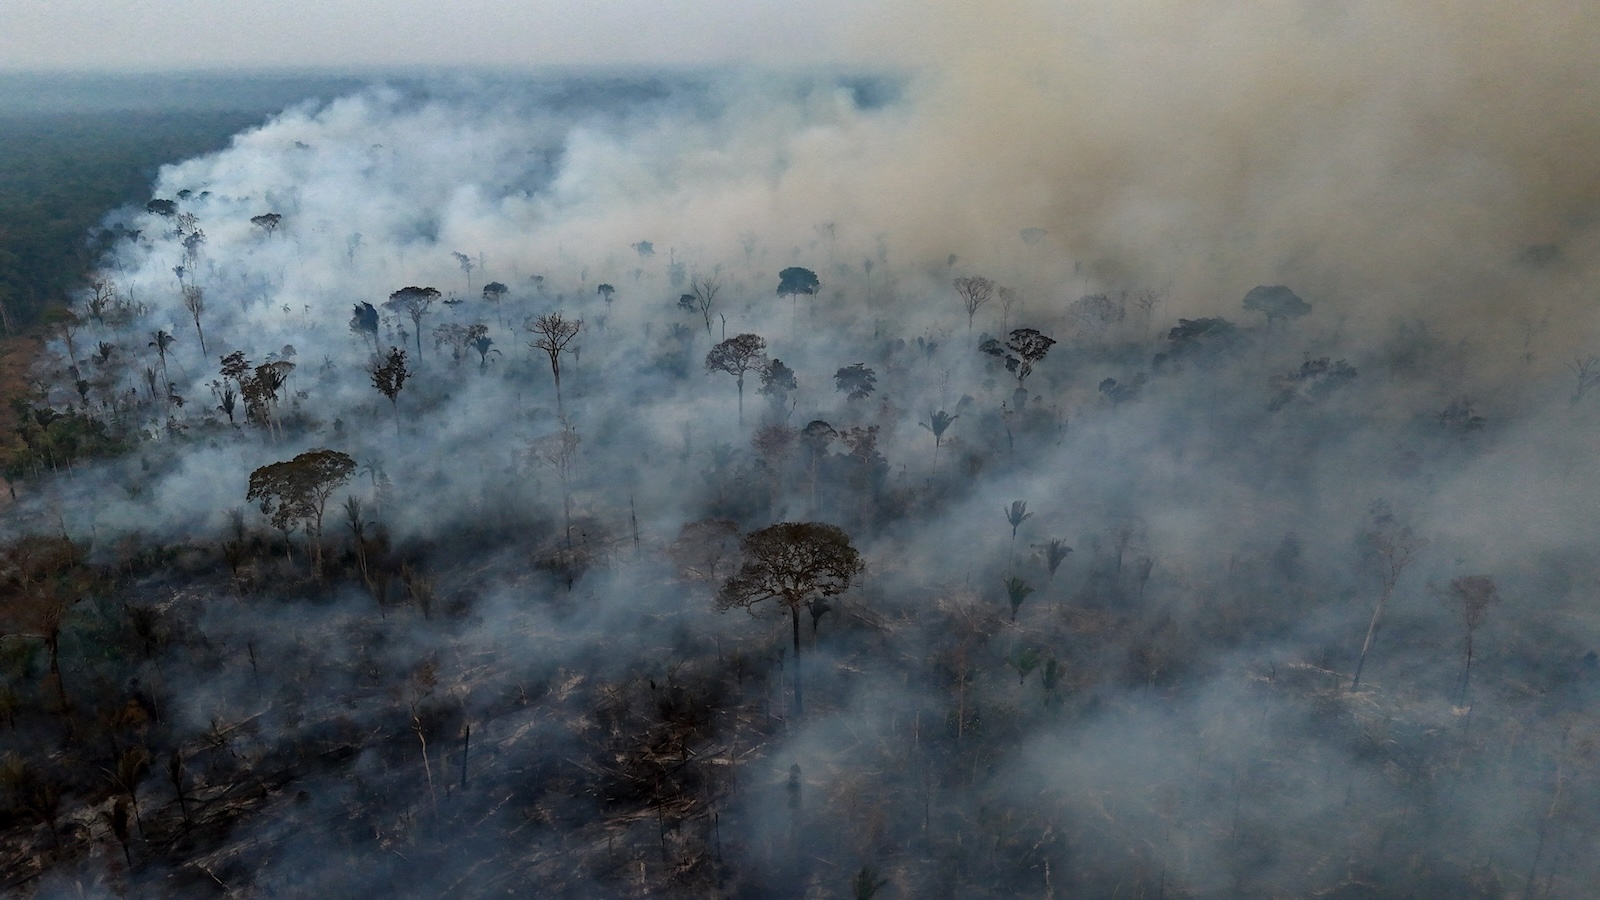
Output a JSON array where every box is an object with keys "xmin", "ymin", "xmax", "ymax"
[
  {"xmin": 688, "ymin": 275, "xmax": 721, "ymax": 336},
  {"xmin": 1569, "ymin": 355, "xmax": 1600, "ymax": 404},
  {"xmin": 526, "ymin": 312, "xmax": 582, "ymax": 412},
  {"xmin": 1436, "ymin": 574, "xmax": 1498, "ymax": 705},
  {"xmin": 1351, "ymin": 503, "xmax": 1425, "ymax": 690},
  {"xmin": 183, "ymin": 284, "xmax": 207, "ymax": 357},
  {"xmin": 953, "ymin": 276, "xmax": 995, "ymax": 332}
]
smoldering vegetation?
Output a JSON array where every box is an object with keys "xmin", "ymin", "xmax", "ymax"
[{"xmin": 6, "ymin": 15, "xmax": 1600, "ymax": 895}]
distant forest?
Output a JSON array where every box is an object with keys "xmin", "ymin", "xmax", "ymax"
[{"xmin": 0, "ymin": 72, "xmax": 366, "ymax": 332}]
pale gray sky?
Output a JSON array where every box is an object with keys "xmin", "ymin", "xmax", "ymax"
[{"xmin": 1, "ymin": 0, "xmax": 871, "ymax": 71}]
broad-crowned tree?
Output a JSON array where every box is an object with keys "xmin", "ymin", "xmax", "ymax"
[
  {"xmin": 717, "ymin": 522, "xmax": 863, "ymax": 716},
  {"xmin": 245, "ymin": 448, "xmax": 356, "ymax": 576},
  {"xmin": 481, "ymin": 281, "xmax": 509, "ymax": 326},
  {"xmin": 249, "ymin": 212, "xmax": 281, "ymax": 237},
  {"xmin": 350, "ymin": 302, "xmax": 380, "ymax": 352},
  {"xmin": 980, "ymin": 328, "xmax": 1057, "ymax": 387},
  {"xmin": 385, "ymin": 286, "xmax": 439, "ymax": 358},
  {"xmin": 1242, "ymin": 284, "xmax": 1310, "ymax": 327},
  {"xmin": 705, "ymin": 333, "xmax": 767, "ymax": 425},
  {"xmin": 834, "ymin": 363, "xmax": 876, "ymax": 402}
]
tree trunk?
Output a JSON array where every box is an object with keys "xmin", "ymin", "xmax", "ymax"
[
  {"xmin": 791, "ymin": 606, "xmax": 803, "ymax": 717},
  {"xmin": 1351, "ymin": 586, "xmax": 1393, "ymax": 690}
]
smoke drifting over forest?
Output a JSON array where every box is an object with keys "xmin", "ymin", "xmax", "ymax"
[{"xmin": 6, "ymin": 4, "xmax": 1600, "ymax": 896}]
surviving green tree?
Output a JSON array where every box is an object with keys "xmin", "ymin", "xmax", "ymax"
[
  {"xmin": 371, "ymin": 347, "xmax": 409, "ymax": 432},
  {"xmin": 705, "ymin": 333, "xmax": 768, "ymax": 426},
  {"xmin": 717, "ymin": 522, "xmax": 863, "ymax": 717},
  {"xmin": 245, "ymin": 448, "xmax": 357, "ymax": 576}
]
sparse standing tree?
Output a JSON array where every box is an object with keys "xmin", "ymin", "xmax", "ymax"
[
  {"xmin": 526, "ymin": 312, "xmax": 582, "ymax": 412},
  {"xmin": 1005, "ymin": 500, "xmax": 1032, "ymax": 573},
  {"xmin": 1003, "ymin": 575, "xmax": 1034, "ymax": 622},
  {"xmin": 385, "ymin": 286, "xmax": 439, "ymax": 358},
  {"xmin": 245, "ymin": 448, "xmax": 357, "ymax": 577},
  {"xmin": 1037, "ymin": 538, "xmax": 1072, "ymax": 586},
  {"xmin": 1569, "ymin": 355, "xmax": 1600, "ymax": 404},
  {"xmin": 350, "ymin": 302, "xmax": 380, "ymax": 353},
  {"xmin": 482, "ymin": 281, "xmax": 509, "ymax": 326},
  {"xmin": 717, "ymin": 522, "xmax": 863, "ymax": 717},
  {"xmin": 777, "ymin": 267, "xmax": 820, "ymax": 332},
  {"xmin": 706, "ymin": 333, "xmax": 768, "ymax": 426},
  {"xmin": 371, "ymin": 347, "xmax": 409, "ymax": 433},
  {"xmin": 1351, "ymin": 503, "xmax": 1425, "ymax": 690},
  {"xmin": 182, "ymin": 284, "xmax": 207, "ymax": 357},
  {"xmin": 980, "ymin": 328, "xmax": 1058, "ymax": 388},
  {"xmin": 760, "ymin": 358, "xmax": 798, "ymax": 417},
  {"xmin": 84, "ymin": 278, "xmax": 116, "ymax": 326},
  {"xmin": 250, "ymin": 213, "xmax": 281, "ymax": 237},
  {"xmin": 452, "ymin": 252, "xmax": 477, "ymax": 297},
  {"xmin": 1438, "ymin": 574, "xmax": 1498, "ymax": 705},
  {"xmin": 920, "ymin": 410, "xmax": 958, "ymax": 471},
  {"xmin": 148, "ymin": 329, "xmax": 176, "ymax": 406},
  {"xmin": 834, "ymin": 363, "xmax": 876, "ymax": 402},
  {"xmin": 953, "ymin": 275, "xmax": 995, "ymax": 332},
  {"xmin": 998, "ymin": 286, "xmax": 1018, "ymax": 333},
  {"xmin": 687, "ymin": 275, "xmax": 721, "ymax": 336}
]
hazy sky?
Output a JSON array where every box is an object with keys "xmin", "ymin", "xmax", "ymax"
[{"xmin": 2, "ymin": 0, "xmax": 870, "ymax": 71}]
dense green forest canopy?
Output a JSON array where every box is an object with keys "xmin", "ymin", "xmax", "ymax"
[{"xmin": 0, "ymin": 73, "xmax": 366, "ymax": 331}]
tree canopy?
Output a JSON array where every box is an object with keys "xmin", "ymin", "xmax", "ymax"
[
  {"xmin": 776, "ymin": 267, "xmax": 820, "ymax": 299},
  {"xmin": 245, "ymin": 448, "xmax": 356, "ymax": 573}
]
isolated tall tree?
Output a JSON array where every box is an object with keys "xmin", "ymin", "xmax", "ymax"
[
  {"xmin": 760, "ymin": 358, "xmax": 798, "ymax": 415},
  {"xmin": 1439, "ymin": 574, "xmax": 1498, "ymax": 705},
  {"xmin": 1036, "ymin": 538, "xmax": 1072, "ymax": 585},
  {"xmin": 981, "ymin": 328, "xmax": 1057, "ymax": 387},
  {"xmin": 921, "ymin": 410, "xmax": 958, "ymax": 471},
  {"xmin": 526, "ymin": 312, "xmax": 582, "ymax": 411},
  {"xmin": 531, "ymin": 424, "xmax": 581, "ymax": 556},
  {"xmin": 777, "ymin": 267, "xmax": 820, "ymax": 307},
  {"xmin": 834, "ymin": 363, "xmax": 877, "ymax": 402},
  {"xmin": 182, "ymin": 284, "xmax": 207, "ymax": 357},
  {"xmin": 954, "ymin": 275, "xmax": 995, "ymax": 332},
  {"xmin": 1242, "ymin": 285, "xmax": 1310, "ymax": 327},
  {"xmin": 452, "ymin": 252, "xmax": 477, "ymax": 296},
  {"xmin": 596, "ymin": 283, "xmax": 616, "ymax": 305},
  {"xmin": 250, "ymin": 213, "xmax": 281, "ymax": 237},
  {"xmin": 350, "ymin": 302, "xmax": 380, "ymax": 352},
  {"xmin": 482, "ymin": 281, "xmax": 508, "ymax": 325},
  {"xmin": 385, "ymin": 286, "xmax": 439, "ymax": 358},
  {"xmin": 471, "ymin": 333, "xmax": 498, "ymax": 368},
  {"xmin": 706, "ymin": 333, "xmax": 768, "ymax": 425},
  {"xmin": 148, "ymin": 329, "xmax": 176, "ymax": 401},
  {"xmin": 717, "ymin": 522, "xmax": 864, "ymax": 716},
  {"xmin": 683, "ymin": 275, "xmax": 721, "ymax": 335},
  {"xmin": 1005, "ymin": 500, "xmax": 1032, "ymax": 572},
  {"xmin": 246, "ymin": 449, "xmax": 356, "ymax": 576},
  {"xmin": 1351, "ymin": 502, "xmax": 1425, "ymax": 690},
  {"xmin": 371, "ymin": 346, "xmax": 409, "ymax": 432}
]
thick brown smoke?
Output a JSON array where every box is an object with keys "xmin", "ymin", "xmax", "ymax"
[{"xmin": 808, "ymin": 0, "xmax": 1600, "ymax": 343}]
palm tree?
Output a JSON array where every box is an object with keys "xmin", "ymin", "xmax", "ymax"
[
  {"xmin": 920, "ymin": 410, "xmax": 958, "ymax": 472},
  {"xmin": 148, "ymin": 329, "xmax": 176, "ymax": 405},
  {"xmin": 1005, "ymin": 500, "xmax": 1032, "ymax": 572}
]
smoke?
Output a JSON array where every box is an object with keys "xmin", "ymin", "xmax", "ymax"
[{"xmin": 10, "ymin": 4, "xmax": 1600, "ymax": 894}]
